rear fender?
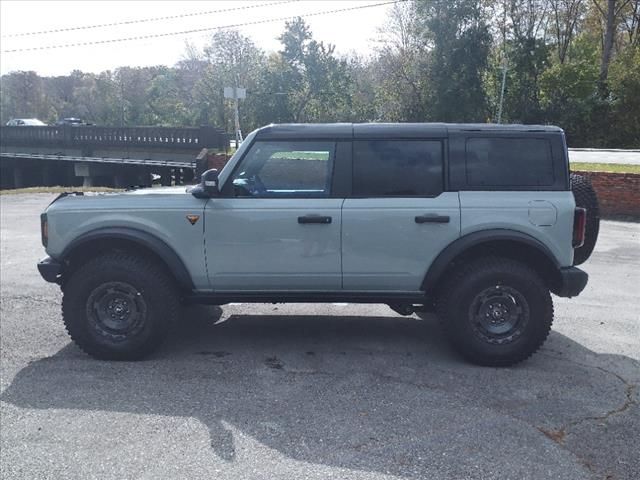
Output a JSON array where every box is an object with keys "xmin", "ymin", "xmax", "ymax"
[{"xmin": 422, "ymin": 229, "xmax": 561, "ymax": 292}]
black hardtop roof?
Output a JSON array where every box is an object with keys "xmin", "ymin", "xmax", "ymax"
[{"xmin": 254, "ymin": 123, "xmax": 563, "ymax": 140}]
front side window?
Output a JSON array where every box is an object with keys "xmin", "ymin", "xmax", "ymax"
[
  {"xmin": 230, "ymin": 141, "xmax": 335, "ymax": 197},
  {"xmin": 352, "ymin": 140, "xmax": 443, "ymax": 197}
]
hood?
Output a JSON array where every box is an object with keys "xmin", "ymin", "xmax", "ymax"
[
  {"xmin": 123, "ymin": 185, "xmax": 190, "ymax": 195},
  {"xmin": 45, "ymin": 185, "xmax": 201, "ymax": 213}
]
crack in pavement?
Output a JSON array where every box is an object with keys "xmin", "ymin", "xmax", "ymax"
[
  {"xmin": 0, "ymin": 294, "xmax": 59, "ymax": 304},
  {"xmin": 536, "ymin": 352, "xmax": 638, "ymax": 478},
  {"xmin": 537, "ymin": 352, "xmax": 637, "ymax": 441}
]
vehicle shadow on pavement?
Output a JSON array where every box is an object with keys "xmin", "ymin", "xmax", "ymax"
[{"xmin": 2, "ymin": 306, "xmax": 638, "ymax": 479}]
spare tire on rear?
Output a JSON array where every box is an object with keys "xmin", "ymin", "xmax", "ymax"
[{"xmin": 570, "ymin": 173, "xmax": 600, "ymax": 265}]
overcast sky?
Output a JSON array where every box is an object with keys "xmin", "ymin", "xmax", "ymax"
[{"xmin": 0, "ymin": 0, "xmax": 393, "ymax": 76}]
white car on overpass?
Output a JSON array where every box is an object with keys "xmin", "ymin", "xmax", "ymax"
[{"xmin": 5, "ymin": 118, "xmax": 47, "ymax": 126}]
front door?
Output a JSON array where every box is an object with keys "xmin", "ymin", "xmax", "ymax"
[{"xmin": 204, "ymin": 140, "xmax": 342, "ymax": 291}]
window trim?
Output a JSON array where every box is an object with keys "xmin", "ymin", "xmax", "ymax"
[
  {"xmin": 349, "ymin": 138, "xmax": 446, "ymax": 199},
  {"xmin": 464, "ymin": 136, "xmax": 555, "ymax": 188},
  {"xmin": 221, "ymin": 139, "xmax": 338, "ymax": 199}
]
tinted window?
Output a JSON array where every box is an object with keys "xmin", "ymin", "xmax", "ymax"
[
  {"xmin": 353, "ymin": 140, "xmax": 443, "ymax": 197},
  {"xmin": 231, "ymin": 141, "xmax": 334, "ymax": 197},
  {"xmin": 466, "ymin": 137, "xmax": 554, "ymax": 186}
]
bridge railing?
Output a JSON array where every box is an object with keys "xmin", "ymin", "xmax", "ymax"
[{"xmin": 0, "ymin": 125, "xmax": 228, "ymax": 150}]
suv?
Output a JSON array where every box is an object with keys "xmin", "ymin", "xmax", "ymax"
[
  {"xmin": 37, "ymin": 123, "xmax": 599, "ymax": 366},
  {"xmin": 55, "ymin": 118, "xmax": 91, "ymax": 126}
]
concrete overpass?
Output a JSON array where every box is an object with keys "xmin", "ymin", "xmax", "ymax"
[{"xmin": 0, "ymin": 125, "xmax": 228, "ymax": 189}]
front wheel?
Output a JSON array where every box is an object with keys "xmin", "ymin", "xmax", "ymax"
[
  {"xmin": 62, "ymin": 252, "xmax": 179, "ymax": 360},
  {"xmin": 436, "ymin": 257, "xmax": 553, "ymax": 367}
]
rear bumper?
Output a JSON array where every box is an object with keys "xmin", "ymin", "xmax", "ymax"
[
  {"xmin": 554, "ymin": 266, "xmax": 588, "ymax": 298},
  {"xmin": 37, "ymin": 256, "xmax": 62, "ymax": 284}
]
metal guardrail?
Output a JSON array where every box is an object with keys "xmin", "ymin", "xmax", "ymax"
[
  {"xmin": 0, "ymin": 125, "xmax": 228, "ymax": 150},
  {"xmin": 1, "ymin": 152, "xmax": 194, "ymax": 168}
]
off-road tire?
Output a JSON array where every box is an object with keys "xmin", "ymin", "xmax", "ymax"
[
  {"xmin": 436, "ymin": 257, "xmax": 553, "ymax": 367},
  {"xmin": 62, "ymin": 252, "xmax": 178, "ymax": 360},
  {"xmin": 570, "ymin": 173, "xmax": 600, "ymax": 265}
]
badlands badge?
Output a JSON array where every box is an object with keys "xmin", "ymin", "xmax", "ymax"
[{"xmin": 186, "ymin": 214, "xmax": 200, "ymax": 225}]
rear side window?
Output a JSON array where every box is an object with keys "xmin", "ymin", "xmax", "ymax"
[
  {"xmin": 353, "ymin": 140, "xmax": 443, "ymax": 197},
  {"xmin": 465, "ymin": 137, "xmax": 554, "ymax": 187}
]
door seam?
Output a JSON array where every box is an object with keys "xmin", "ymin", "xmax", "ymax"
[{"xmin": 340, "ymin": 198, "xmax": 346, "ymax": 289}]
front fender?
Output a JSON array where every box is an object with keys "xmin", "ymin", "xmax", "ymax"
[{"xmin": 60, "ymin": 227, "xmax": 195, "ymax": 290}]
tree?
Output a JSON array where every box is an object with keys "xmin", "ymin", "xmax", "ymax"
[
  {"xmin": 373, "ymin": 1, "xmax": 430, "ymax": 121},
  {"xmin": 274, "ymin": 17, "xmax": 351, "ymax": 122},
  {"xmin": 608, "ymin": 44, "xmax": 640, "ymax": 145},
  {"xmin": 415, "ymin": 0, "xmax": 492, "ymax": 122},
  {"xmin": 0, "ymin": 71, "xmax": 50, "ymax": 123},
  {"xmin": 194, "ymin": 30, "xmax": 265, "ymax": 132},
  {"xmin": 540, "ymin": 33, "xmax": 603, "ymax": 145},
  {"xmin": 591, "ymin": 0, "xmax": 633, "ymax": 94},
  {"xmin": 490, "ymin": 1, "xmax": 552, "ymax": 123},
  {"xmin": 619, "ymin": 0, "xmax": 640, "ymax": 45},
  {"xmin": 0, "ymin": 2, "xmax": 638, "ymax": 148},
  {"xmin": 549, "ymin": 0, "xmax": 587, "ymax": 64}
]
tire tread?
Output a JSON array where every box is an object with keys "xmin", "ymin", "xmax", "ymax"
[
  {"xmin": 62, "ymin": 252, "xmax": 178, "ymax": 360},
  {"xmin": 436, "ymin": 256, "xmax": 553, "ymax": 367}
]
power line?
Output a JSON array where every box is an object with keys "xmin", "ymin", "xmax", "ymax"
[
  {"xmin": 1, "ymin": 1, "xmax": 298, "ymax": 38},
  {"xmin": 1, "ymin": 0, "xmax": 406, "ymax": 54}
]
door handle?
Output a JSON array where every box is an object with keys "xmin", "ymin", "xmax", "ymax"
[
  {"xmin": 298, "ymin": 215, "xmax": 332, "ymax": 224},
  {"xmin": 415, "ymin": 214, "xmax": 450, "ymax": 224}
]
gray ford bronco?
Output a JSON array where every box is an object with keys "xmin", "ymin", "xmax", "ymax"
[{"xmin": 38, "ymin": 123, "xmax": 599, "ymax": 366}]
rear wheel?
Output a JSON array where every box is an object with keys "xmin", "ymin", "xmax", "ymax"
[
  {"xmin": 570, "ymin": 173, "xmax": 600, "ymax": 265},
  {"xmin": 62, "ymin": 252, "xmax": 178, "ymax": 360},
  {"xmin": 436, "ymin": 257, "xmax": 553, "ymax": 367}
]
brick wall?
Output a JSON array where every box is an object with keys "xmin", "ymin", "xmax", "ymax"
[
  {"xmin": 206, "ymin": 153, "xmax": 230, "ymax": 171},
  {"xmin": 572, "ymin": 170, "xmax": 640, "ymax": 217}
]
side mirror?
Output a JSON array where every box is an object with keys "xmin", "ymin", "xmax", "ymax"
[{"xmin": 190, "ymin": 169, "xmax": 219, "ymax": 198}]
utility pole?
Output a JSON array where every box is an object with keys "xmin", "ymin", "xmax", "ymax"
[
  {"xmin": 224, "ymin": 86, "xmax": 246, "ymax": 148},
  {"xmin": 497, "ymin": 0, "xmax": 508, "ymax": 124},
  {"xmin": 497, "ymin": 57, "xmax": 508, "ymax": 124}
]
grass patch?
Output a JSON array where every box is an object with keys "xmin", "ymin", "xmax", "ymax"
[
  {"xmin": 0, "ymin": 186, "xmax": 122, "ymax": 195},
  {"xmin": 570, "ymin": 162, "xmax": 640, "ymax": 174},
  {"xmin": 271, "ymin": 151, "xmax": 329, "ymax": 160}
]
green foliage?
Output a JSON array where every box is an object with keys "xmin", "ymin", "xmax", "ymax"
[
  {"xmin": 372, "ymin": 1, "xmax": 431, "ymax": 121},
  {"xmin": 416, "ymin": 0, "xmax": 492, "ymax": 122},
  {"xmin": 273, "ymin": 17, "xmax": 351, "ymax": 122},
  {"xmin": 608, "ymin": 46, "xmax": 640, "ymax": 147},
  {"xmin": 0, "ymin": 0, "xmax": 638, "ymax": 147},
  {"xmin": 500, "ymin": 37, "xmax": 550, "ymax": 123},
  {"xmin": 539, "ymin": 34, "xmax": 602, "ymax": 145},
  {"xmin": 570, "ymin": 162, "xmax": 640, "ymax": 174}
]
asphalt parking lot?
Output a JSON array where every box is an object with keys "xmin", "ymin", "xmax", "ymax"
[{"xmin": 1, "ymin": 194, "xmax": 638, "ymax": 480}]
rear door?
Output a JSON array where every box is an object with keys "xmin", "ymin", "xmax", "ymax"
[{"xmin": 342, "ymin": 137, "xmax": 461, "ymax": 291}]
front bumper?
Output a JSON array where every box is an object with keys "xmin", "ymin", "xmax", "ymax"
[
  {"xmin": 37, "ymin": 256, "xmax": 62, "ymax": 284},
  {"xmin": 554, "ymin": 266, "xmax": 588, "ymax": 298}
]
